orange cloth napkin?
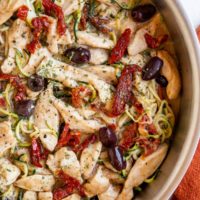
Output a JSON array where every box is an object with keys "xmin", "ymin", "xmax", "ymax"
[
  {"xmin": 172, "ymin": 27, "xmax": 200, "ymax": 200},
  {"xmin": 172, "ymin": 141, "xmax": 200, "ymax": 200}
]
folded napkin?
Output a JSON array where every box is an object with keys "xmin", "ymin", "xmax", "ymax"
[{"xmin": 172, "ymin": 28, "xmax": 200, "ymax": 200}]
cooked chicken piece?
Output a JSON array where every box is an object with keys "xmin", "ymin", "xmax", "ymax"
[
  {"xmin": 89, "ymin": 48, "xmax": 109, "ymax": 65},
  {"xmin": 23, "ymin": 48, "xmax": 51, "ymax": 76},
  {"xmin": 84, "ymin": 166, "xmax": 110, "ymax": 197},
  {"xmin": 81, "ymin": 141, "xmax": 102, "ymax": 179},
  {"xmin": 117, "ymin": 144, "xmax": 168, "ymax": 200},
  {"xmin": 62, "ymin": 194, "xmax": 81, "ymax": 200},
  {"xmin": 38, "ymin": 192, "xmax": 53, "ymax": 200},
  {"xmin": 121, "ymin": 53, "xmax": 150, "ymax": 67},
  {"xmin": 52, "ymin": 98, "xmax": 104, "ymax": 133},
  {"xmin": 98, "ymin": 184, "xmax": 121, "ymax": 200},
  {"xmin": 157, "ymin": 50, "xmax": 181, "ymax": 99},
  {"xmin": 0, "ymin": 158, "xmax": 20, "ymax": 192},
  {"xmin": 102, "ymin": 168, "xmax": 125, "ymax": 184},
  {"xmin": 95, "ymin": 112, "xmax": 117, "ymax": 125},
  {"xmin": 14, "ymin": 175, "xmax": 55, "ymax": 192},
  {"xmin": 0, "ymin": 0, "xmax": 26, "ymax": 25},
  {"xmin": 76, "ymin": 107, "xmax": 96, "ymax": 119},
  {"xmin": 34, "ymin": 86, "xmax": 59, "ymax": 151},
  {"xmin": 23, "ymin": 191, "xmax": 37, "ymax": 200},
  {"xmin": 83, "ymin": 65, "xmax": 117, "ymax": 84},
  {"xmin": 37, "ymin": 57, "xmax": 113, "ymax": 103},
  {"xmin": 0, "ymin": 121, "xmax": 16, "ymax": 156},
  {"xmin": 61, "ymin": 0, "xmax": 79, "ymax": 15},
  {"xmin": 128, "ymin": 14, "xmax": 161, "ymax": 56},
  {"xmin": 34, "ymin": 168, "xmax": 52, "ymax": 176},
  {"xmin": 77, "ymin": 31, "xmax": 114, "ymax": 49},
  {"xmin": 47, "ymin": 17, "xmax": 73, "ymax": 54},
  {"xmin": 46, "ymin": 147, "xmax": 82, "ymax": 182},
  {"xmin": 1, "ymin": 19, "xmax": 31, "ymax": 74}
]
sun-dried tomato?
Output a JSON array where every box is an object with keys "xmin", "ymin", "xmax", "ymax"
[
  {"xmin": 74, "ymin": 134, "xmax": 97, "ymax": 153},
  {"xmin": 30, "ymin": 138, "xmax": 50, "ymax": 167},
  {"xmin": 130, "ymin": 95, "xmax": 144, "ymax": 117},
  {"xmin": 89, "ymin": 16, "xmax": 111, "ymax": 34},
  {"xmin": 144, "ymin": 33, "xmax": 168, "ymax": 49},
  {"xmin": 79, "ymin": 4, "xmax": 89, "ymax": 30},
  {"xmin": 42, "ymin": 0, "xmax": 66, "ymax": 35},
  {"xmin": 112, "ymin": 65, "xmax": 140, "ymax": 116},
  {"xmin": 108, "ymin": 28, "xmax": 132, "ymax": 64},
  {"xmin": 17, "ymin": 5, "xmax": 29, "ymax": 20},
  {"xmin": 71, "ymin": 86, "xmax": 91, "ymax": 108},
  {"xmin": 53, "ymin": 170, "xmax": 85, "ymax": 200},
  {"xmin": 57, "ymin": 123, "xmax": 81, "ymax": 149},
  {"xmin": 0, "ymin": 74, "xmax": 26, "ymax": 102},
  {"xmin": 30, "ymin": 138, "xmax": 42, "ymax": 168},
  {"xmin": 120, "ymin": 123, "xmax": 138, "ymax": 150},
  {"xmin": 0, "ymin": 98, "xmax": 6, "ymax": 107},
  {"xmin": 139, "ymin": 115, "xmax": 157, "ymax": 135},
  {"xmin": 135, "ymin": 137, "xmax": 160, "ymax": 156},
  {"xmin": 27, "ymin": 16, "xmax": 50, "ymax": 53}
]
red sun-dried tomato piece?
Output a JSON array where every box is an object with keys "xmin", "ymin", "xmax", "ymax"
[
  {"xmin": 42, "ymin": 0, "xmax": 66, "ymax": 35},
  {"xmin": 17, "ymin": 5, "xmax": 29, "ymax": 20},
  {"xmin": 144, "ymin": 33, "xmax": 168, "ymax": 49},
  {"xmin": 74, "ymin": 134, "xmax": 97, "ymax": 153},
  {"xmin": 112, "ymin": 65, "xmax": 140, "ymax": 116},
  {"xmin": 53, "ymin": 170, "xmax": 85, "ymax": 200},
  {"xmin": 120, "ymin": 123, "xmax": 138, "ymax": 151},
  {"xmin": 57, "ymin": 123, "xmax": 70, "ymax": 148},
  {"xmin": 26, "ymin": 16, "xmax": 50, "ymax": 53},
  {"xmin": 0, "ymin": 74, "xmax": 27, "ymax": 102},
  {"xmin": 108, "ymin": 28, "xmax": 132, "ymax": 64},
  {"xmin": 30, "ymin": 138, "xmax": 42, "ymax": 168},
  {"xmin": 79, "ymin": 4, "xmax": 89, "ymax": 31},
  {"xmin": 0, "ymin": 97, "xmax": 6, "ymax": 107}
]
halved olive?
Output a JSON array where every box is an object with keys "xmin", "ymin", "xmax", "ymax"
[
  {"xmin": 27, "ymin": 74, "xmax": 45, "ymax": 92},
  {"xmin": 15, "ymin": 100, "xmax": 35, "ymax": 117},
  {"xmin": 99, "ymin": 127, "xmax": 117, "ymax": 147}
]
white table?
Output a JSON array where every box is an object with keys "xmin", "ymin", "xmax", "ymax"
[{"xmin": 178, "ymin": 0, "xmax": 200, "ymax": 28}]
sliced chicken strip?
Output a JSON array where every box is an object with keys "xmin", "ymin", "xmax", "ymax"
[
  {"xmin": 80, "ymin": 141, "xmax": 102, "ymax": 179},
  {"xmin": 84, "ymin": 166, "xmax": 110, "ymax": 197},
  {"xmin": 14, "ymin": 175, "xmax": 55, "ymax": 192},
  {"xmin": 23, "ymin": 48, "xmax": 51, "ymax": 76},
  {"xmin": 38, "ymin": 192, "xmax": 53, "ymax": 200},
  {"xmin": 52, "ymin": 98, "xmax": 104, "ymax": 133},
  {"xmin": 47, "ymin": 17, "xmax": 73, "ymax": 54},
  {"xmin": 1, "ymin": 19, "xmax": 31, "ymax": 74},
  {"xmin": 0, "ymin": 0, "xmax": 26, "ymax": 25},
  {"xmin": 89, "ymin": 48, "xmax": 109, "ymax": 65},
  {"xmin": 0, "ymin": 158, "xmax": 20, "ymax": 192},
  {"xmin": 77, "ymin": 31, "xmax": 114, "ymax": 49},
  {"xmin": 34, "ymin": 86, "xmax": 59, "ymax": 151},
  {"xmin": 62, "ymin": 194, "xmax": 81, "ymax": 200},
  {"xmin": 128, "ymin": 14, "xmax": 161, "ymax": 56},
  {"xmin": 37, "ymin": 57, "xmax": 113, "ymax": 103},
  {"xmin": 102, "ymin": 168, "xmax": 125, "ymax": 184},
  {"xmin": 62, "ymin": 0, "xmax": 79, "ymax": 15},
  {"xmin": 98, "ymin": 184, "xmax": 121, "ymax": 200},
  {"xmin": 83, "ymin": 65, "xmax": 117, "ymax": 84},
  {"xmin": 157, "ymin": 50, "xmax": 181, "ymax": 99},
  {"xmin": 117, "ymin": 144, "xmax": 168, "ymax": 200},
  {"xmin": 46, "ymin": 147, "xmax": 82, "ymax": 182},
  {"xmin": 23, "ymin": 191, "xmax": 37, "ymax": 200},
  {"xmin": 0, "ymin": 121, "xmax": 16, "ymax": 156}
]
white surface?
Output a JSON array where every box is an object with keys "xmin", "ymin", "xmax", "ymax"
[{"xmin": 178, "ymin": 0, "xmax": 200, "ymax": 28}]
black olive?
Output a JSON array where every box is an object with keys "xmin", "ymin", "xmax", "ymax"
[
  {"xmin": 108, "ymin": 146, "xmax": 126, "ymax": 171},
  {"xmin": 156, "ymin": 75, "xmax": 168, "ymax": 87},
  {"xmin": 99, "ymin": 127, "xmax": 117, "ymax": 147},
  {"xmin": 142, "ymin": 57, "xmax": 163, "ymax": 80},
  {"xmin": 132, "ymin": 4, "xmax": 157, "ymax": 23},
  {"xmin": 65, "ymin": 47, "xmax": 91, "ymax": 64},
  {"xmin": 27, "ymin": 74, "xmax": 45, "ymax": 92},
  {"xmin": 15, "ymin": 100, "xmax": 35, "ymax": 117}
]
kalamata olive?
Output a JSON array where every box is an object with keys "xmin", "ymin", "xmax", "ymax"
[
  {"xmin": 65, "ymin": 47, "xmax": 91, "ymax": 64},
  {"xmin": 132, "ymin": 4, "xmax": 157, "ymax": 22},
  {"xmin": 108, "ymin": 146, "xmax": 126, "ymax": 171},
  {"xmin": 15, "ymin": 100, "xmax": 35, "ymax": 117},
  {"xmin": 142, "ymin": 57, "xmax": 163, "ymax": 80},
  {"xmin": 156, "ymin": 75, "xmax": 168, "ymax": 87},
  {"xmin": 99, "ymin": 127, "xmax": 117, "ymax": 147},
  {"xmin": 27, "ymin": 74, "xmax": 45, "ymax": 92}
]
